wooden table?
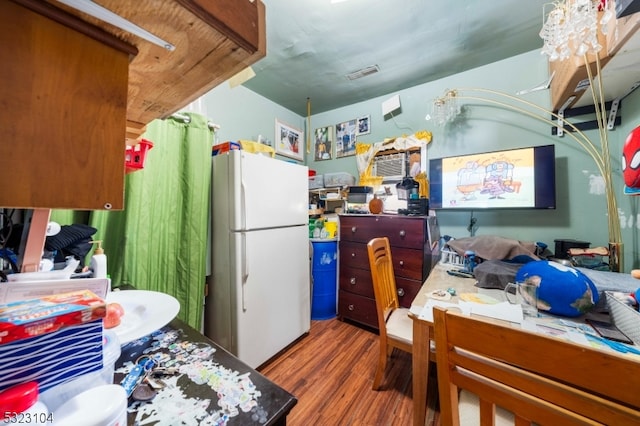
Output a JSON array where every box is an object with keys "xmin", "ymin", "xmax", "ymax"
[
  {"xmin": 408, "ymin": 263, "xmax": 623, "ymax": 426},
  {"xmin": 409, "ymin": 263, "xmax": 480, "ymax": 426}
]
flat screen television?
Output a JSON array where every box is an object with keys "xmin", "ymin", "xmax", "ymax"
[{"xmin": 429, "ymin": 144, "xmax": 556, "ymax": 210}]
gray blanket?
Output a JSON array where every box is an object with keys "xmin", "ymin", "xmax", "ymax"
[
  {"xmin": 446, "ymin": 235, "xmax": 539, "ymax": 262},
  {"xmin": 473, "ymin": 260, "xmax": 522, "ymax": 289}
]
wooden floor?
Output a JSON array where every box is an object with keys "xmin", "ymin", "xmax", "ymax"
[{"xmin": 258, "ymin": 318, "xmax": 440, "ymax": 426}]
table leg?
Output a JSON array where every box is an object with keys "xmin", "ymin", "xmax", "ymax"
[{"xmin": 412, "ymin": 316, "xmax": 430, "ymax": 426}]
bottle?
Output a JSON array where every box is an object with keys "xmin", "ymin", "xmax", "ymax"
[
  {"xmin": 90, "ymin": 240, "xmax": 107, "ymax": 279},
  {"xmin": 0, "ymin": 382, "xmax": 51, "ymax": 425}
]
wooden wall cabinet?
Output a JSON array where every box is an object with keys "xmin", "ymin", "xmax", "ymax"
[
  {"xmin": 0, "ymin": 0, "xmax": 265, "ymax": 210},
  {"xmin": 0, "ymin": 0, "xmax": 132, "ymax": 210},
  {"xmin": 337, "ymin": 214, "xmax": 440, "ymax": 330}
]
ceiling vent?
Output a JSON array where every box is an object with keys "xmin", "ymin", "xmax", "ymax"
[{"xmin": 346, "ymin": 65, "xmax": 380, "ymax": 80}]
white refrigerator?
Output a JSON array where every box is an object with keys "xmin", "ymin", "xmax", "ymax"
[{"xmin": 205, "ymin": 150, "xmax": 311, "ymax": 368}]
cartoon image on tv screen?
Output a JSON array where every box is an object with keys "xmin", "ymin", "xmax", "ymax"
[
  {"xmin": 481, "ymin": 161, "xmax": 516, "ymax": 199},
  {"xmin": 443, "ymin": 148, "xmax": 536, "ymax": 208}
]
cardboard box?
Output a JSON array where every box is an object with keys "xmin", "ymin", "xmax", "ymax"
[
  {"xmin": 212, "ymin": 141, "xmax": 241, "ymax": 156},
  {"xmin": 0, "ymin": 290, "xmax": 106, "ymax": 345},
  {"xmin": 606, "ymin": 6, "xmax": 640, "ymax": 57},
  {"xmin": 549, "ymin": 6, "xmax": 611, "ymax": 111}
]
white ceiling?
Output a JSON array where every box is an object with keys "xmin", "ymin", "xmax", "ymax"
[{"xmin": 242, "ymin": 0, "xmax": 551, "ymax": 116}]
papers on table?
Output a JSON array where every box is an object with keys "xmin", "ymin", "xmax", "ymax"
[
  {"xmin": 414, "ymin": 298, "xmax": 640, "ymax": 357},
  {"xmin": 418, "ymin": 299, "xmax": 524, "ymax": 324}
]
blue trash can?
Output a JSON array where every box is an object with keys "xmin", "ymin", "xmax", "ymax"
[{"xmin": 311, "ymin": 240, "xmax": 338, "ymax": 320}]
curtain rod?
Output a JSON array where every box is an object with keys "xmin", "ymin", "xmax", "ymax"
[{"xmin": 170, "ymin": 112, "xmax": 220, "ymax": 131}]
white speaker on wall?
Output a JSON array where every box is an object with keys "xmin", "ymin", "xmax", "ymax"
[{"xmin": 381, "ymin": 94, "xmax": 401, "ymax": 116}]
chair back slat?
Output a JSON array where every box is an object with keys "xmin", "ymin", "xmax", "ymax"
[
  {"xmin": 367, "ymin": 237, "xmax": 400, "ymax": 333},
  {"xmin": 434, "ymin": 307, "xmax": 640, "ymax": 425}
]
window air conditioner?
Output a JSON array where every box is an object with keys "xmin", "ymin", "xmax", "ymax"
[{"xmin": 372, "ymin": 152, "xmax": 408, "ymax": 181}]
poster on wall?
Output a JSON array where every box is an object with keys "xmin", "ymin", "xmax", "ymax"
[
  {"xmin": 275, "ymin": 119, "xmax": 304, "ymax": 161},
  {"xmin": 335, "ymin": 119, "xmax": 357, "ymax": 158},
  {"xmin": 314, "ymin": 126, "xmax": 333, "ymax": 161},
  {"xmin": 356, "ymin": 115, "xmax": 371, "ymax": 136}
]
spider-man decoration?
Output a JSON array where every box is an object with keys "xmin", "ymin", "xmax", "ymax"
[{"xmin": 623, "ymin": 125, "xmax": 640, "ymax": 195}]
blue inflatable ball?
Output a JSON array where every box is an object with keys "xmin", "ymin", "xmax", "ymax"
[{"xmin": 515, "ymin": 260, "xmax": 599, "ymax": 317}]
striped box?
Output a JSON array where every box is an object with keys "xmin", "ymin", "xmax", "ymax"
[
  {"xmin": 605, "ymin": 291, "xmax": 640, "ymax": 345},
  {"xmin": 0, "ymin": 319, "xmax": 103, "ymax": 393}
]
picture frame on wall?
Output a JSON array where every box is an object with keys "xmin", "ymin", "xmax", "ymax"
[
  {"xmin": 275, "ymin": 119, "xmax": 304, "ymax": 161},
  {"xmin": 314, "ymin": 126, "xmax": 333, "ymax": 161},
  {"xmin": 356, "ymin": 115, "xmax": 371, "ymax": 136},
  {"xmin": 335, "ymin": 119, "xmax": 357, "ymax": 158}
]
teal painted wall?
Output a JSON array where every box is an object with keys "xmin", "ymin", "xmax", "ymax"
[
  {"xmin": 200, "ymin": 49, "xmax": 640, "ymax": 271},
  {"xmin": 200, "ymin": 82, "xmax": 306, "ymax": 162}
]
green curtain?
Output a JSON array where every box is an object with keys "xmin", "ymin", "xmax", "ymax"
[{"xmin": 53, "ymin": 113, "xmax": 212, "ymax": 330}]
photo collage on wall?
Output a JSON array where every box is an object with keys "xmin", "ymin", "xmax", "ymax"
[{"xmin": 315, "ymin": 115, "xmax": 370, "ymax": 160}]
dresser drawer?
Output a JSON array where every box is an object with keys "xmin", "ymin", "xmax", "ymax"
[
  {"xmin": 392, "ymin": 247, "xmax": 425, "ymax": 281},
  {"xmin": 339, "ymin": 266, "xmax": 375, "ymax": 298},
  {"xmin": 338, "ymin": 290, "xmax": 377, "ymax": 329},
  {"xmin": 396, "ymin": 276, "xmax": 422, "ymax": 308},
  {"xmin": 339, "ymin": 265, "xmax": 421, "ymax": 307},
  {"xmin": 339, "ymin": 215, "xmax": 426, "ymax": 248},
  {"xmin": 339, "ymin": 241, "xmax": 370, "ymax": 270},
  {"xmin": 339, "ymin": 240, "xmax": 425, "ymax": 281}
]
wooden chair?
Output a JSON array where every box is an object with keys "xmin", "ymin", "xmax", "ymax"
[
  {"xmin": 433, "ymin": 306, "xmax": 640, "ymax": 425},
  {"xmin": 367, "ymin": 236, "xmax": 413, "ymax": 390}
]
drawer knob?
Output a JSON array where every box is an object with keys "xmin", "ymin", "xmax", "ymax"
[
  {"xmin": 399, "ymin": 230, "xmax": 406, "ymax": 237},
  {"xmin": 351, "ymin": 226, "xmax": 357, "ymax": 233},
  {"xmin": 399, "ymin": 260, "xmax": 404, "ymax": 266},
  {"xmin": 351, "ymin": 252, "xmax": 356, "ymax": 258},
  {"xmin": 397, "ymin": 288, "xmax": 405, "ymax": 297},
  {"xmin": 350, "ymin": 277, "xmax": 356, "ymax": 285},
  {"xmin": 348, "ymin": 304, "xmax": 355, "ymax": 311}
]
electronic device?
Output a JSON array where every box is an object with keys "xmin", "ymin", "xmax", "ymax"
[
  {"xmin": 586, "ymin": 319, "xmax": 634, "ymax": 344},
  {"xmin": 429, "ymin": 144, "xmax": 556, "ymax": 210}
]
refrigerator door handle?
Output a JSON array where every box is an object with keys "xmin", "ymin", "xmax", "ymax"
[
  {"xmin": 240, "ymin": 179, "xmax": 247, "ymax": 230},
  {"xmin": 241, "ymin": 232, "xmax": 248, "ymax": 312}
]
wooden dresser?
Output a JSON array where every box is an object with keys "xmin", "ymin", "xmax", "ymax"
[{"xmin": 337, "ymin": 214, "xmax": 440, "ymax": 329}]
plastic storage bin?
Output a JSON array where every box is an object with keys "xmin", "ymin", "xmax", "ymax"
[
  {"xmin": 323, "ymin": 172, "xmax": 355, "ymax": 188},
  {"xmin": 311, "ymin": 240, "xmax": 338, "ymax": 320}
]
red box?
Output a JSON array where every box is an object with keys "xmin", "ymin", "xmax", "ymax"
[
  {"xmin": 212, "ymin": 141, "xmax": 241, "ymax": 156},
  {"xmin": 0, "ymin": 290, "xmax": 106, "ymax": 345}
]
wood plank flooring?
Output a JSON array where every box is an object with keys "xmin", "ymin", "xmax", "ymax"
[{"xmin": 258, "ymin": 318, "xmax": 440, "ymax": 426}]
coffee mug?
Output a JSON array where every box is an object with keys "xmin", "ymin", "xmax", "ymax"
[{"xmin": 504, "ymin": 281, "xmax": 538, "ymax": 318}]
